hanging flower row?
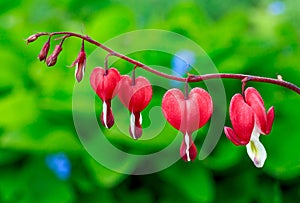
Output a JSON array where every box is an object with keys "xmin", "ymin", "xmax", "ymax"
[{"xmin": 26, "ymin": 32, "xmax": 300, "ymax": 168}]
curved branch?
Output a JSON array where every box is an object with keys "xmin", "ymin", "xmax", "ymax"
[{"xmin": 28, "ymin": 32, "xmax": 300, "ymax": 94}]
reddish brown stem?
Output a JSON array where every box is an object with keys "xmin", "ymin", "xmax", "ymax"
[
  {"xmin": 29, "ymin": 32, "xmax": 300, "ymax": 94},
  {"xmin": 131, "ymin": 65, "xmax": 137, "ymax": 86}
]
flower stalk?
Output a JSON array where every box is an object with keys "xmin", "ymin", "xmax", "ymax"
[{"xmin": 27, "ymin": 31, "xmax": 300, "ymax": 94}]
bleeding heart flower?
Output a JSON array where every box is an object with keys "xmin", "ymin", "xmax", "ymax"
[
  {"xmin": 90, "ymin": 67, "xmax": 121, "ymax": 129},
  {"xmin": 162, "ymin": 88, "xmax": 213, "ymax": 162},
  {"xmin": 224, "ymin": 87, "xmax": 275, "ymax": 168},
  {"xmin": 118, "ymin": 75, "xmax": 152, "ymax": 139}
]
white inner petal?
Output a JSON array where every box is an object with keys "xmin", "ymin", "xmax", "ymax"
[
  {"xmin": 139, "ymin": 113, "xmax": 142, "ymax": 125},
  {"xmin": 246, "ymin": 125, "xmax": 267, "ymax": 168},
  {"xmin": 75, "ymin": 63, "xmax": 78, "ymax": 78},
  {"xmin": 82, "ymin": 63, "xmax": 86, "ymax": 77},
  {"xmin": 184, "ymin": 133, "xmax": 191, "ymax": 162},
  {"xmin": 102, "ymin": 102, "xmax": 108, "ymax": 128},
  {"xmin": 130, "ymin": 112, "xmax": 136, "ymax": 139}
]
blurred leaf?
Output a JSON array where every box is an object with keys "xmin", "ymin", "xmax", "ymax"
[
  {"xmin": 264, "ymin": 96, "xmax": 300, "ymax": 180},
  {"xmin": 84, "ymin": 155, "xmax": 129, "ymax": 188},
  {"xmin": 87, "ymin": 5, "xmax": 135, "ymax": 41},
  {"xmin": 203, "ymin": 139, "xmax": 243, "ymax": 171},
  {"xmin": 1, "ymin": 126, "xmax": 82, "ymax": 152},
  {"xmin": 0, "ymin": 157, "xmax": 75, "ymax": 203},
  {"xmin": 0, "ymin": 90, "xmax": 38, "ymax": 129},
  {"xmin": 0, "ymin": 149, "xmax": 22, "ymax": 165},
  {"xmin": 18, "ymin": 157, "xmax": 75, "ymax": 203},
  {"xmin": 160, "ymin": 163, "xmax": 215, "ymax": 203}
]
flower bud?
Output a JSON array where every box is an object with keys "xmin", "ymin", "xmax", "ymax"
[
  {"xmin": 70, "ymin": 50, "xmax": 86, "ymax": 82},
  {"xmin": 38, "ymin": 39, "xmax": 50, "ymax": 61},
  {"xmin": 46, "ymin": 45, "xmax": 62, "ymax": 67},
  {"xmin": 26, "ymin": 34, "xmax": 38, "ymax": 44}
]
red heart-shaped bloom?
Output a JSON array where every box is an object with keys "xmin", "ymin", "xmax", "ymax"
[
  {"xmin": 162, "ymin": 87, "xmax": 213, "ymax": 161},
  {"xmin": 90, "ymin": 67, "xmax": 121, "ymax": 128},
  {"xmin": 90, "ymin": 67, "xmax": 121, "ymax": 101},
  {"xmin": 162, "ymin": 88, "xmax": 213, "ymax": 134},
  {"xmin": 118, "ymin": 75, "xmax": 152, "ymax": 139}
]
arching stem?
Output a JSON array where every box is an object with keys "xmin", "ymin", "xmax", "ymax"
[{"xmin": 27, "ymin": 31, "xmax": 300, "ymax": 94}]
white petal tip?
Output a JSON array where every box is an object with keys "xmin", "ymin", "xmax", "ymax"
[
  {"xmin": 246, "ymin": 139, "xmax": 267, "ymax": 168},
  {"xmin": 139, "ymin": 113, "xmax": 142, "ymax": 125},
  {"xmin": 102, "ymin": 102, "xmax": 108, "ymax": 128},
  {"xmin": 184, "ymin": 133, "xmax": 191, "ymax": 162},
  {"xmin": 130, "ymin": 112, "xmax": 136, "ymax": 139}
]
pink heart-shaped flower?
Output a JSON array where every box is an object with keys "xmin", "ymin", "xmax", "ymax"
[
  {"xmin": 118, "ymin": 75, "xmax": 152, "ymax": 139},
  {"xmin": 90, "ymin": 67, "xmax": 121, "ymax": 128},
  {"xmin": 162, "ymin": 87, "xmax": 213, "ymax": 161}
]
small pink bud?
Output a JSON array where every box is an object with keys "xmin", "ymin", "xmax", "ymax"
[
  {"xmin": 46, "ymin": 45, "xmax": 62, "ymax": 67},
  {"xmin": 26, "ymin": 34, "xmax": 38, "ymax": 44},
  {"xmin": 38, "ymin": 39, "xmax": 50, "ymax": 61},
  {"xmin": 70, "ymin": 50, "xmax": 86, "ymax": 82}
]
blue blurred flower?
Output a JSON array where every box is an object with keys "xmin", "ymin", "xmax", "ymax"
[
  {"xmin": 268, "ymin": 1, "xmax": 285, "ymax": 15},
  {"xmin": 171, "ymin": 50, "xmax": 195, "ymax": 87},
  {"xmin": 45, "ymin": 152, "xmax": 71, "ymax": 180}
]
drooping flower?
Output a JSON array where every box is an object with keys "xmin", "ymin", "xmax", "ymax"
[
  {"xmin": 70, "ymin": 41, "xmax": 86, "ymax": 82},
  {"xmin": 162, "ymin": 88, "xmax": 213, "ymax": 162},
  {"xmin": 117, "ymin": 75, "xmax": 152, "ymax": 139},
  {"xmin": 90, "ymin": 67, "xmax": 121, "ymax": 129},
  {"xmin": 224, "ymin": 87, "xmax": 275, "ymax": 168}
]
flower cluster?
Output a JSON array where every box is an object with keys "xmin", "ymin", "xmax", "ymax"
[
  {"xmin": 25, "ymin": 33, "xmax": 291, "ymax": 168},
  {"xmin": 89, "ymin": 67, "xmax": 214, "ymax": 161},
  {"xmin": 90, "ymin": 67, "xmax": 152, "ymax": 140},
  {"xmin": 89, "ymin": 68, "xmax": 275, "ymax": 166},
  {"xmin": 31, "ymin": 35, "xmax": 87, "ymax": 83}
]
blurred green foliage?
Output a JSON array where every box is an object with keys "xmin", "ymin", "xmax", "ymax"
[{"xmin": 0, "ymin": 0, "xmax": 300, "ymax": 202}]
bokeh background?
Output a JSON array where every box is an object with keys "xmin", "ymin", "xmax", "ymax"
[{"xmin": 1, "ymin": 0, "xmax": 300, "ymax": 202}]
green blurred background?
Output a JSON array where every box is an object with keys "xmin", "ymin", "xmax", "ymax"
[{"xmin": 1, "ymin": 0, "xmax": 300, "ymax": 202}]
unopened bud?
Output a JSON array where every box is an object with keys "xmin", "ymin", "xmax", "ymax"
[
  {"xmin": 38, "ymin": 39, "xmax": 50, "ymax": 61},
  {"xmin": 46, "ymin": 45, "xmax": 62, "ymax": 67},
  {"xmin": 26, "ymin": 34, "xmax": 38, "ymax": 44},
  {"xmin": 71, "ymin": 50, "xmax": 86, "ymax": 82}
]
